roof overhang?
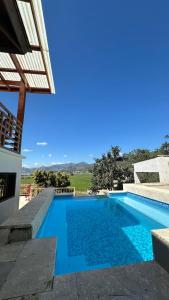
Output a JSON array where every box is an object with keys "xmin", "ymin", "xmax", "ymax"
[
  {"xmin": 0, "ymin": 0, "xmax": 55, "ymax": 94},
  {"xmin": 0, "ymin": 0, "xmax": 31, "ymax": 54}
]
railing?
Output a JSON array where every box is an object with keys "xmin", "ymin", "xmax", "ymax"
[
  {"xmin": 55, "ymin": 187, "xmax": 76, "ymax": 196},
  {"xmin": 20, "ymin": 185, "xmax": 76, "ymax": 199},
  {"xmin": 0, "ymin": 102, "xmax": 22, "ymax": 154}
]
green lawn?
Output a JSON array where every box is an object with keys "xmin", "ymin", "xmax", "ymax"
[
  {"xmin": 21, "ymin": 173, "xmax": 92, "ymax": 192},
  {"xmin": 21, "ymin": 176, "xmax": 34, "ymax": 184},
  {"xmin": 70, "ymin": 173, "xmax": 92, "ymax": 192}
]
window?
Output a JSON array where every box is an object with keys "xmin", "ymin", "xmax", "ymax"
[{"xmin": 0, "ymin": 173, "xmax": 16, "ymax": 202}]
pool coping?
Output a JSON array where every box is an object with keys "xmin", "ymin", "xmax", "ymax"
[{"xmin": 123, "ymin": 183, "xmax": 169, "ymax": 205}]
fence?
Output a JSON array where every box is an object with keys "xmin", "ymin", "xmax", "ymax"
[{"xmin": 55, "ymin": 187, "xmax": 75, "ymax": 196}]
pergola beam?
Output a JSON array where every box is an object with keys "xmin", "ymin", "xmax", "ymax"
[
  {"xmin": 0, "ymin": 73, "xmax": 10, "ymax": 90},
  {"xmin": 0, "ymin": 80, "xmax": 21, "ymax": 86},
  {"xmin": 17, "ymin": 82, "xmax": 26, "ymax": 124},
  {"xmin": 10, "ymin": 54, "xmax": 29, "ymax": 87},
  {"xmin": 0, "ymin": 68, "xmax": 46, "ymax": 75},
  {"xmin": 0, "ymin": 86, "xmax": 51, "ymax": 94}
]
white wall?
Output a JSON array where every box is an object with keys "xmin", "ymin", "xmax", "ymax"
[
  {"xmin": 0, "ymin": 148, "xmax": 24, "ymax": 224},
  {"xmin": 134, "ymin": 157, "xmax": 169, "ymax": 184}
]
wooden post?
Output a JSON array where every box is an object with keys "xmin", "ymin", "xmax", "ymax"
[
  {"xmin": 17, "ymin": 82, "xmax": 26, "ymax": 124},
  {"xmin": 14, "ymin": 82, "xmax": 26, "ymax": 153}
]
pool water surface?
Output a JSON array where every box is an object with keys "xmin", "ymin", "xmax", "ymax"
[{"xmin": 37, "ymin": 193, "xmax": 166, "ymax": 275}]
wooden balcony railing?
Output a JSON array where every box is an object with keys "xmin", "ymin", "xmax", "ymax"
[{"xmin": 0, "ymin": 102, "xmax": 22, "ymax": 154}]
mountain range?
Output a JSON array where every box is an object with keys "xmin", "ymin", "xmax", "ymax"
[{"xmin": 22, "ymin": 162, "xmax": 93, "ymax": 175}]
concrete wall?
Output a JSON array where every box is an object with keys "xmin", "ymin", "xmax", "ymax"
[
  {"xmin": 0, "ymin": 148, "xmax": 23, "ymax": 224},
  {"xmin": 134, "ymin": 157, "xmax": 169, "ymax": 184}
]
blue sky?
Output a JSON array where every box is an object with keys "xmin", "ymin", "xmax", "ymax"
[{"xmin": 2, "ymin": 0, "xmax": 169, "ymax": 167}]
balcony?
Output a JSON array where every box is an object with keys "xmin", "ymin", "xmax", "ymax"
[{"xmin": 0, "ymin": 102, "xmax": 22, "ymax": 154}]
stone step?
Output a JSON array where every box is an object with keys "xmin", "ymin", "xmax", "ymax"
[
  {"xmin": 0, "ymin": 238, "xmax": 56, "ymax": 300},
  {"xmin": 0, "ymin": 188, "xmax": 54, "ymax": 243}
]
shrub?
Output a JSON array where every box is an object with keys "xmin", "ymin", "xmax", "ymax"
[{"xmin": 33, "ymin": 170, "xmax": 70, "ymax": 188}]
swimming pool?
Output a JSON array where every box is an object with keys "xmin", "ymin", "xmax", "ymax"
[{"xmin": 37, "ymin": 192, "xmax": 168, "ymax": 275}]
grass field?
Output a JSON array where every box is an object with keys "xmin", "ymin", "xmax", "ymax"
[
  {"xmin": 70, "ymin": 173, "xmax": 92, "ymax": 192},
  {"xmin": 21, "ymin": 176, "xmax": 34, "ymax": 185},
  {"xmin": 21, "ymin": 173, "xmax": 92, "ymax": 192}
]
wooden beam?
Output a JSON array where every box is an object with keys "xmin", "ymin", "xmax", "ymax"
[
  {"xmin": 0, "ymin": 73, "xmax": 10, "ymax": 90},
  {"xmin": 0, "ymin": 85, "xmax": 51, "ymax": 94},
  {"xmin": 0, "ymin": 68, "xmax": 46, "ymax": 75},
  {"xmin": 31, "ymin": 45, "xmax": 41, "ymax": 51},
  {"xmin": 0, "ymin": 80, "xmax": 21, "ymax": 86},
  {"xmin": 10, "ymin": 54, "xmax": 29, "ymax": 87},
  {"xmin": 17, "ymin": 82, "xmax": 26, "ymax": 124}
]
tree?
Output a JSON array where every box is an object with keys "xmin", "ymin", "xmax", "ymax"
[
  {"xmin": 123, "ymin": 149, "xmax": 156, "ymax": 164},
  {"xmin": 33, "ymin": 170, "xmax": 70, "ymax": 188},
  {"xmin": 56, "ymin": 172, "xmax": 70, "ymax": 187},
  {"xmin": 91, "ymin": 146, "xmax": 133, "ymax": 191},
  {"xmin": 33, "ymin": 170, "xmax": 48, "ymax": 187},
  {"xmin": 155, "ymin": 135, "xmax": 169, "ymax": 156}
]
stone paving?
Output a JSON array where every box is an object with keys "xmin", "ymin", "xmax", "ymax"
[
  {"xmin": 0, "ymin": 238, "xmax": 56, "ymax": 300},
  {"xmin": 1, "ymin": 259, "xmax": 169, "ymax": 299}
]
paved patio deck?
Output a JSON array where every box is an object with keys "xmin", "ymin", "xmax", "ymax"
[
  {"xmin": 1, "ymin": 190, "xmax": 169, "ymax": 299},
  {"xmin": 0, "ymin": 237, "xmax": 169, "ymax": 300}
]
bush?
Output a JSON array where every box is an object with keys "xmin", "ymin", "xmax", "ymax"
[
  {"xmin": 91, "ymin": 146, "xmax": 133, "ymax": 192},
  {"xmin": 33, "ymin": 170, "xmax": 70, "ymax": 188}
]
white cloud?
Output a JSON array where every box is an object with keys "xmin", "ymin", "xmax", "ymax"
[
  {"xmin": 48, "ymin": 154, "xmax": 52, "ymax": 158},
  {"xmin": 63, "ymin": 154, "xmax": 68, "ymax": 158},
  {"xmin": 36, "ymin": 142, "xmax": 48, "ymax": 146},
  {"xmin": 23, "ymin": 149, "xmax": 33, "ymax": 153},
  {"xmin": 34, "ymin": 162, "xmax": 39, "ymax": 166}
]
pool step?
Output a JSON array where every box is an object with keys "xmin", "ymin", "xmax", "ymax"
[{"xmin": 0, "ymin": 238, "xmax": 56, "ymax": 300}]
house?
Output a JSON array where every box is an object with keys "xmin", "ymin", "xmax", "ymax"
[
  {"xmin": 133, "ymin": 156, "xmax": 169, "ymax": 184},
  {"xmin": 0, "ymin": 0, "xmax": 55, "ymax": 223}
]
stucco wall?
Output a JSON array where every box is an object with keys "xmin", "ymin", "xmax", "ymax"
[
  {"xmin": 0, "ymin": 148, "xmax": 23, "ymax": 224},
  {"xmin": 134, "ymin": 157, "xmax": 169, "ymax": 184}
]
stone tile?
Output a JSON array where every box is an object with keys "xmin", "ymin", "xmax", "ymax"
[
  {"xmin": 53, "ymin": 273, "xmax": 78, "ymax": 298},
  {"xmin": 0, "ymin": 238, "xmax": 56, "ymax": 300},
  {"xmin": 99, "ymin": 297, "xmax": 142, "ymax": 300},
  {"xmin": 76, "ymin": 262, "xmax": 169, "ymax": 299},
  {"xmin": 76, "ymin": 267, "xmax": 133, "ymax": 298},
  {"xmin": 79, "ymin": 297, "xmax": 142, "ymax": 300},
  {"xmin": 0, "ymin": 242, "xmax": 25, "ymax": 263},
  {"xmin": 0, "ymin": 229, "xmax": 9, "ymax": 246},
  {"xmin": 8, "ymin": 295, "xmax": 39, "ymax": 300},
  {"xmin": 39, "ymin": 290, "xmax": 78, "ymax": 300},
  {"xmin": 0, "ymin": 262, "xmax": 15, "ymax": 290}
]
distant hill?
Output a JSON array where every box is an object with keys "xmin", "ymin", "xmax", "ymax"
[{"xmin": 22, "ymin": 162, "xmax": 93, "ymax": 175}]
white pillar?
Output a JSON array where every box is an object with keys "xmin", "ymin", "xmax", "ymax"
[{"xmin": 134, "ymin": 171, "xmax": 140, "ymax": 183}]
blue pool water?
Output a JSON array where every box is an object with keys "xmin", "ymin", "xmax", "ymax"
[{"xmin": 37, "ymin": 193, "xmax": 168, "ymax": 275}]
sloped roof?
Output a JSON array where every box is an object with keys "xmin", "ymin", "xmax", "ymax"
[{"xmin": 0, "ymin": 0, "xmax": 55, "ymax": 94}]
